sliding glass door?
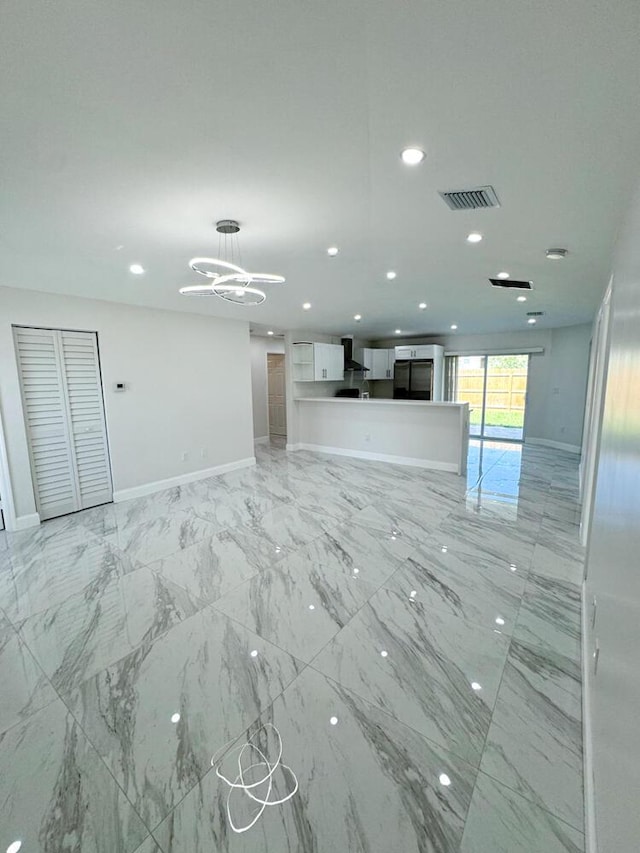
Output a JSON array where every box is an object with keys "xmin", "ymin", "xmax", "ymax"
[{"xmin": 448, "ymin": 354, "xmax": 529, "ymax": 442}]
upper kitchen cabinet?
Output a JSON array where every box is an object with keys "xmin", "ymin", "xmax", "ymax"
[
  {"xmin": 395, "ymin": 344, "xmax": 444, "ymax": 360},
  {"xmin": 292, "ymin": 341, "xmax": 344, "ymax": 381},
  {"xmin": 357, "ymin": 347, "xmax": 395, "ymax": 380}
]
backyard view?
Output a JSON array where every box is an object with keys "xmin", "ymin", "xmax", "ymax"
[{"xmin": 452, "ymin": 354, "xmax": 528, "ymax": 440}]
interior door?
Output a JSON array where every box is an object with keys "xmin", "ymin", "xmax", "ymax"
[
  {"xmin": 14, "ymin": 326, "xmax": 113, "ymax": 520},
  {"xmin": 267, "ymin": 353, "xmax": 286, "ymax": 436},
  {"xmin": 60, "ymin": 330, "xmax": 113, "ymax": 509}
]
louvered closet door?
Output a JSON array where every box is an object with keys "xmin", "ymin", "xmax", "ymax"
[
  {"xmin": 14, "ymin": 327, "xmax": 112, "ymax": 520},
  {"xmin": 60, "ymin": 331, "xmax": 112, "ymax": 511}
]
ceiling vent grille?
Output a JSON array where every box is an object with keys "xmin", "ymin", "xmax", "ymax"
[
  {"xmin": 489, "ymin": 278, "xmax": 533, "ymax": 290},
  {"xmin": 439, "ymin": 185, "xmax": 500, "ymax": 211},
  {"xmin": 527, "ymin": 311, "xmax": 545, "ymax": 317}
]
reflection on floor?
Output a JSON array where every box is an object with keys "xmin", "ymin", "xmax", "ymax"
[{"xmin": 0, "ymin": 439, "xmax": 585, "ymax": 852}]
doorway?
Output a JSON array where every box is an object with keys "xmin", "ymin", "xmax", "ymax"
[
  {"xmin": 267, "ymin": 353, "xmax": 286, "ymax": 437},
  {"xmin": 449, "ymin": 354, "xmax": 529, "ymax": 442}
]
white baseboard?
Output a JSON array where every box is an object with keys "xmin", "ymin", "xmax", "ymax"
[
  {"xmin": 113, "ymin": 457, "xmax": 256, "ymax": 503},
  {"xmin": 526, "ymin": 437, "xmax": 582, "ymax": 454},
  {"xmin": 254, "ymin": 436, "xmax": 270, "ymax": 445},
  {"xmin": 287, "ymin": 442, "xmax": 459, "ymax": 473},
  {"xmin": 12, "ymin": 512, "xmax": 41, "ymax": 531},
  {"xmin": 581, "ymin": 581, "xmax": 598, "ymax": 853}
]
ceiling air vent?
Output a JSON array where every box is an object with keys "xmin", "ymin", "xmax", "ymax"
[
  {"xmin": 527, "ymin": 311, "xmax": 545, "ymax": 317},
  {"xmin": 489, "ymin": 278, "xmax": 533, "ymax": 290},
  {"xmin": 439, "ymin": 185, "xmax": 500, "ymax": 211}
]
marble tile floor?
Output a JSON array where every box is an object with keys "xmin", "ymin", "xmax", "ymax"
[{"xmin": 0, "ymin": 438, "xmax": 586, "ymax": 852}]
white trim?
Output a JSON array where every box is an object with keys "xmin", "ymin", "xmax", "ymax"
[
  {"xmin": 444, "ymin": 346, "xmax": 544, "ymax": 356},
  {"xmin": 113, "ymin": 457, "xmax": 256, "ymax": 502},
  {"xmin": 13, "ymin": 512, "xmax": 41, "ymax": 530},
  {"xmin": 526, "ymin": 437, "xmax": 581, "ymax": 454},
  {"xmin": 287, "ymin": 442, "xmax": 459, "ymax": 473},
  {"xmin": 254, "ymin": 436, "xmax": 270, "ymax": 445},
  {"xmin": 581, "ymin": 580, "xmax": 598, "ymax": 853},
  {"xmin": 0, "ymin": 406, "xmax": 19, "ymax": 531}
]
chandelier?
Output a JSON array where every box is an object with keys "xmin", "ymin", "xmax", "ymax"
[{"xmin": 179, "ymin": 220, "xmax": 285, "ymax": 305}]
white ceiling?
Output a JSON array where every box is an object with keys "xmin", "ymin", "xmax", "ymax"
[{"xmin": 2, "ymin": 0, "xmax": 640, "ymax": 339}]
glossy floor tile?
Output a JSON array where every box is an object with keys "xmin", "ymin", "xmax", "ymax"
[
  {"xmin": 312, "ymin": 585, "xmax": 511, "ymax": 765},
  {"xmin": 479, "ymin": 638, "xmax": 583, "ymax": 830},
  {"xmin": 0, "ymin": 610, "xmax": 57, "ymax": 735},
  {"xmin": 0, "ymin": 438, "xmax": 586, "ymax": 851},
  {"xmin": 0, "ymin": 699, "xmax": 149, "ymax": 853},
  {"xmin": 153, "ymin": 667, "xmax": 478, "ymax": 852},
  {"xmin": 64, "ymin": 607, "xmax": 303, "ymax": 832},
  {"xmin": 460, "ymin": 771, "xmax": 584, "ymax": 853}
]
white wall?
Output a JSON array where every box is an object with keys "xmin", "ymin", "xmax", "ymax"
[
  {"xmin": 373, "ymin": 324, "xmax": 592, "ymax": 450},
  {"xmin": 250, "ymin": 335, "xmax": 285, "ymax": 440},
  {"xmin": 583, "ymin": 179, "xmax": 640, "ymax": 853},
  {"xmin": 0, "ymin": 286, "xmax": 254, "ymax": 525}
]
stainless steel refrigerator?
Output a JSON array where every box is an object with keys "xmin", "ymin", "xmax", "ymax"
[{"xmin": 393, "ymin": 359, "xmax": 434, "ymax": 400}]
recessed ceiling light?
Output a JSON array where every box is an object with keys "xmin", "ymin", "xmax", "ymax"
[
  {"xmin": 495, "ymin": 616, "xmax": 506, "ymax": 626},
  {"xmin": 400, "ymin": 147, "xmax": 425, "ymax": 165},
  {"xmin": 497, "ymin": 271, "xmax": 510, "ymax": 279},
  {"xmin": 546, "ymin": 248, "xmax": 568, "ymax": 260},
  {"xmin": 450, "ymin": 324, "xmax": 458, "ymax": 330},
  {"xmin": 329, "ymin": 716, "xmax": 338, "ymax": 725},
  {"xmin": 7, "ymin": 843, "xmax": 22, "ymax": 853},
  {"xmin": 303, "ymin": 302, "xmax": 312, "ymax": 310},
  {"xmin": 129, "ymin": 263, "xmax": 145, "ymax": 275},
  {"xmin": 466, "ymin": 233, "xmax": 483, "ymax": 244},
  {"xmin": 171, "ymin": 712, "xmax": 181, "ymax": 723},
  {"xmin": 528, "ymin": 318, "xmax": 537, "ymax": 325},
  {"xmin": 327, "ymin": 246, "xmax": 339, "ymax": 257},
  {"xmin": 380, "ymin": 650, "xmax": 389, "ymax": 658},
  {"xmin": 419, "ymin": 302, "xmax": 427, "ymax": 310},
  {"xmin": 471, "ymin": 682, "xmax": 482, "ymax": 691},
  {"xmin": 439, "ymin": 773, "xmax": 452, "ymax": 787},
  {"xmin": 267, "ymin": 330, "xmax": 274, "ymax": 335},
  {"xmin": 517, "ymin": 295, "xmax": 527, "ymax": 302},
  {"xmin": 354, "ymin": 314, "xmax": 362, "ymax": 321},
  {"xmin": 386, "ymin": 271, "xmax": 397, "ymax": 280},
  {"xmin": 395, "ymin": 329, "xmax": 402, "ymax": 335},
  {"xmin": 250, "ymin": 649, "xmax": 258, "ymax": 658}
]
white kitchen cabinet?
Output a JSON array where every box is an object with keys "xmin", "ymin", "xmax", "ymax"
[
  {"xmin": 395, "ymin": 344, "xmax": 443, "ymax": 360},
  {"xmin": 292, "ymin": 341, "xmax": 344, "ymax": 382},
  {"xmin": 358, "ymin": 348, "xmax": 394, "ymax": 380}
]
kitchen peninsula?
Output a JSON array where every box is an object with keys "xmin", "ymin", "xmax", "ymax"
[{"xmin": 290, "ymin": 397, "xmax": 469, "ymax": 475}]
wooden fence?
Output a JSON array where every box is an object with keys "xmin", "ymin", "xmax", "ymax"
[{"xmin": 457, "ymin": 369, "xmax": 527, "ymax": 412}]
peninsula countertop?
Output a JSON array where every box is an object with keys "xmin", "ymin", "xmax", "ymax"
[
  {"xmin": 290, "ymin": 396, "xmax": 469, "ymax": 475},
  {"xmin": 294, "ymin": 397, "xmax": 466, "ymax": 407}
]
